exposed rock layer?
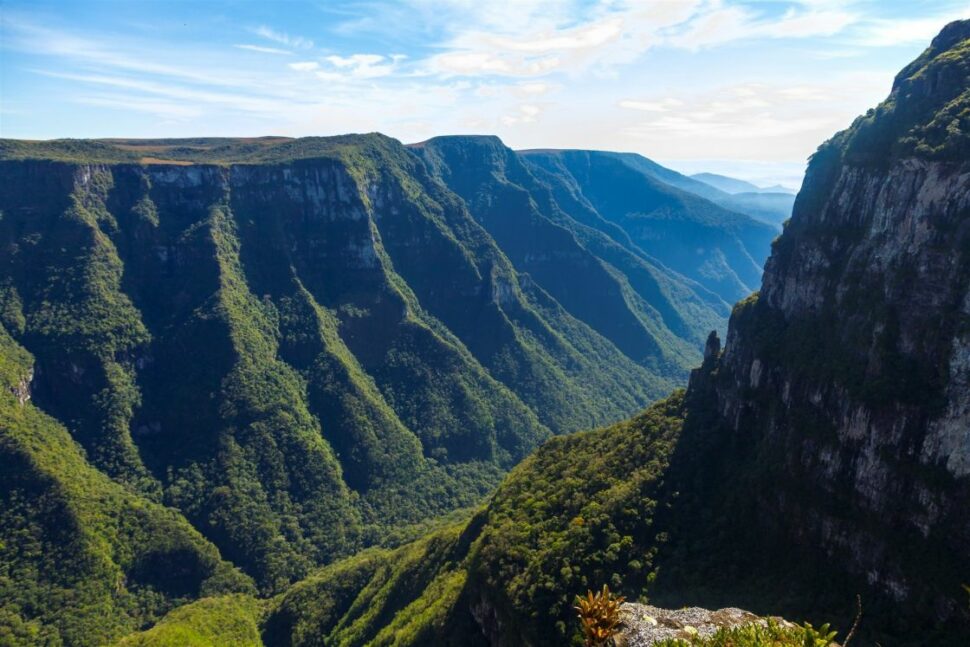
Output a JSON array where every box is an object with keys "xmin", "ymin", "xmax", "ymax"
[{"xmin": 683, "ymin": 19, "xmax": 970, "ymax": 638}]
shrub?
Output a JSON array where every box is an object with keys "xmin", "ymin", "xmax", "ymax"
[{"xmin": 575, "ymin": 584, "xmax": 625, "ymax": 647}]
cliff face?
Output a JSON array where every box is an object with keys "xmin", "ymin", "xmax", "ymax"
[
  {"xmin": 254, "ymin": 23, "xmax": 970, "ymax": 647},
  {"xmin": 0, "ymin": 325, "xmax": 254, "ymax": 647},
  {"xmin": 688, "ymin": 19, "xmax": 970, "ymax": 635},
  {"xmin": 6, "ymin": 21, "xmax": 968, "ymax": 646},
  {"xmin": 415, "ymin": 136, "xmax": 730, "ymax": 369},
  {"xmin": 0, "ymin": 133, "xmax": 738, "ymax": 616}
]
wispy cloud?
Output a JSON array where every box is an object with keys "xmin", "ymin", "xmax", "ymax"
[
  {"xmin": 418, "ymin": 0, "xmax": 878, "ymax": 79},
  {"xmin": 617, "ymin": 76, "xmax": 887, "ymax": 160},
  {"xmin": 423, "ymin": 1, "xmax": 697, "ymax": 78},
  {"xmin": 316, "ymin": 54, "xmax": 404, "ymax": 80},
  {"xmin": 619, "ymin": 98, "xmax": 684, "ymax": 112},
  {"xmin": 501, "ymin": 103, "xmax": 543, "ymax": 125},
  {"xmin": 3, "ymin": 0, "xmax": 965, "ymax": 177},
  {"xmin": 253, "ymin": 25, "xmax": 314, "ymax": 50},
  {"xmin": 666, "ymin": 1, "xmax": 858, "ymax": 50},
  {"xmin": 235, "ymin": 44, "xmax": 293, "ymax": 55},
  {"xmin": 855, "ymin": 9, "xmax": 970, "ymax": 46},
  {"xmin": 36, "ymin": 70, "xmax": 297, "ymax": 116},
  {"xmin": 75, "ymin": 95, "xmax": 204, "ymax": 119},
  {"xmin": 6, "ymin": 17, "xmax": 260, "ymax": 90}
]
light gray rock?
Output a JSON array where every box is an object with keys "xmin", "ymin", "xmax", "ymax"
[{"xmin": 614, "ymin": 603, "xmax": 796, "ymax": 646}]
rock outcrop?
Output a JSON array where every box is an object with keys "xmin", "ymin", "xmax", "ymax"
[{"xmin": 616, "ymin": 604, "xmax": 791, "ymax": 646}]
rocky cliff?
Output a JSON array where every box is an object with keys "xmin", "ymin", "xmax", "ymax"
[
  {"xmin": 0, "ymin": 132, "xmax": 754, "ymax": 644},
  {"xmin": 253, "ymin": 22, "xmax": 970, "ymax": 647},
  {"xmin": 674, "ymin": 18, "xmax": 970, "ymax": 641},
  {"xmin": 4, "ymin": 20, "xmax": 967, "ymax": 647}
]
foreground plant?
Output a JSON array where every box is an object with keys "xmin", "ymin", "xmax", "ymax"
[
  {"xmin": 654, "ymin": 619, "xmax": 838, "ymax": 646},
  {"xmin": 575, "ymin": 584, "xmax": 626, "ymax": 647}
]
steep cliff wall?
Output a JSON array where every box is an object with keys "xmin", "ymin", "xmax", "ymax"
[
  {"xmin": 0, "ymin": 133, "xmax": 729, "ymax": 604},
  {"xmin": 252, "ymin": 22, "xmax": 970, "ymax": 647},
  {"xmin": 677, "ymin": 19, "xmax": 970, "ymax": 640}
]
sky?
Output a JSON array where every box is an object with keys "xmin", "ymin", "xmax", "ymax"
[{"xmin": 1, "ymin": 1, "xmax": 968, "ymax": 189}]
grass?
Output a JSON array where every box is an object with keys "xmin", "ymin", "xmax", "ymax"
[
  {"xmin": 114, "ymin": 595, "xmax": 264, "ymax": 647},
  {"xmin": 653, "ymin": 620, "xmax": 838, "ymax": 647}
]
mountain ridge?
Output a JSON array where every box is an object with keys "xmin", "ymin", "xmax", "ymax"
[
  {"xmin": 148, "ymin": 19, "xmax": 969, "ymax": 647},
  {"xmin": 0, "ymin": 127, "xmax": 768, "ymax": 643},
  {"xmin": 5, "ymin": 19, "xmax": 967, "ymax": 646},
  {"xmin": 690, "ymin": 172, "xmax": 795, "ymax": 195}
]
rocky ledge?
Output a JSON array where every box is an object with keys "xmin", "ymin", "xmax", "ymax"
[{"xmin": 615, "ymin": 603, "xmax": 801, "ymax": 646}]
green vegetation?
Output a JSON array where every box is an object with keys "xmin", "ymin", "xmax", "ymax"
[
  {"xmin": 114, "ymin": 595, "xmax": 264, "ymax": 647},
  {"xmin": 262, "ymin": 522, "xmax": 475, "ymax": 647},
  {"xmin": 0, "ymin": 325, "xmax": 253, "ymax": 647},
  {"xmin": 468, "ymin": 392, "xmax": 685, "ymax": 642},
  {"xmin": 1, "ymin": 165, "xmax": 156, "ymax": 492},
  {"xmin": 417, "ymin": 136, "xmax": 722, "ymax": 380},
  {"xmin": 259, "ymin": 393, "xmax": 687, "ymax": 647},
  {"xmin": 0, "ymin": 127, "xmax": 728, "ymax": 640},
  {"xmin": 157, "ymin": 204, "xmax": 362, "ymax": 592},
  {"xmin": 645, "ymin": 21, "xmax": 970, "ymax": 645},
  {"xmin": 5, "ymin": 22, "xmax": 967, "ymax": 646},
  {"xmin": 653, "ymin": 620, "xmax": 838, "ymax": 647},
  {"xmin": 825, "ymin": 20, "xmax": 970, "ymax": 165},
  {"xmin": 112, "ymin": 385, "xmax": 853, "ymax": 647}
]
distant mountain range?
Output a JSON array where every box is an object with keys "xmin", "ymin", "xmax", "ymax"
[
  {"xmin": 690, "ymin": 172, "xmax": 795, "ymax": 195},
  {"xmin": 514, "ymin": 149, "xmax": 797, "ymax": 229},
  {"xmin": 0, "ymin": 130, "xmax": 779, "ymax": 644}
]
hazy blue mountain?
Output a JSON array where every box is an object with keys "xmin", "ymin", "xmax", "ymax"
[
  {"xmin": 521, "ymin": 149, "xmax": 777, "ymax": 304},
  {"xmin": 715, "ymin": 190, "xmax": 795, "ymax": 228},
  {"xmin": 691, "ymin": 171, "xmax": 795, "ymax": 194}
]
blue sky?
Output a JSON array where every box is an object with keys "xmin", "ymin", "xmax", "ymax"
[{"xmin": 1, "ymin": 1, "xmax": 967, "ymax": 187}]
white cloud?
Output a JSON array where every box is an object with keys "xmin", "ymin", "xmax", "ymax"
[
  {"xmin": 424, "ymin": 1, "xmax": 698, "ymax": 78},
  {"xmin": 37, "ymin": 70, "xmax": 295, "ymax": 116},
  {"xmin": 289, "ymin": 61, "xmax": 320, "ymax": 71},
  {"xmin": 431, "ymin": 51, "xmax": 562, "ymax": 76},
  {"xmin": 234, "ymin": 44, "xmax": 293, "ymax": 55},
  {"xmin": 616, "ymin": 75, "xmax": 888, "ymax": 160},
  {"xmin": 516, "ymin": 82, "xmax": 552, "ymax": 95},
  {"xmin": 418, "ymin": 0, "xmax": 877, "ymax": 79},
  {"xmin": 314, "ymin": 54, "xmax": 401, "ymax": 79},
  {"xmin": 666, "ymin": 2, "xmax": 857, "ymax": 50},
  {"xmin": 6, "ymin": 18, "xmax": 263, "ymax": 90},
  {"xmin": 5, "ymin": 0, "xmax": 962, "ymax": 173},
  {"xmin": 619, "ymin": 98, "xmax": 684, "ymax": 112},
  {"xmin": 489, "ymin": 18, "xmax": 624, "ymax": 53},
  {"xmin": 855, "ymin": 10, "xmax": 970, "ymax": 47},
  {"xmin": 253, "ymin": 25, "xmax": 314, "ymax": 50},
  {"xmin": 501, "ymin": 102, "xmax": 544, "ymax": 125},
  {"xmin": 75, "ymin": 95, "xmax": 204, "ymax": 119},
  {"xmin": 326, "ymin": 54, "xmax": 383, "ymax": 68}
]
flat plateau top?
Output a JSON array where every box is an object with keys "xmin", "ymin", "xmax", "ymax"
[{"xmin": 0, "ymin": 134, "xmax": 405, "ymax": 165}]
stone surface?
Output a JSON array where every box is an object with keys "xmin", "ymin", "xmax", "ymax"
[
  {"xmin": 687, "ymin": 20, "xmax": 970, "ymax": 631},
  {"xmin": 614, "ymin": 603, "xmax": 793, "ymax": 646}
]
